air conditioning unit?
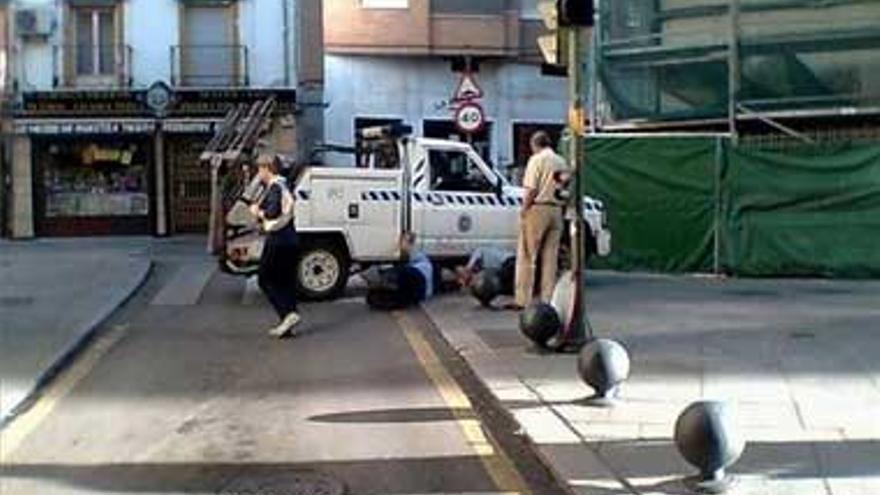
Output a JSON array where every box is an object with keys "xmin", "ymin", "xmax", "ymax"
[{"xmin": 15, "ymin": 8, "xmax": 55, "ymax": 38}]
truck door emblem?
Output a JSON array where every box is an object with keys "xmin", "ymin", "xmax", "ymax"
[
  {"xmin": 458, "ymin": 214, "xmax": 473, "ymax": 233},
  {"xmin": 328, "ymin": 187, "xmax": 344, "ymax": 201}
]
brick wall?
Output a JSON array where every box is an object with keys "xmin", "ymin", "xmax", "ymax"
[
  {"xmin": 324, "ymin": 0, "xmax": 431, "ymax": 54},
  {"xmin": 324, "ymin": 0, "xmax": 540, "ymax": 59}
]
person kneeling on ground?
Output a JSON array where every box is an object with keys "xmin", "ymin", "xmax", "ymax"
[
  {"xmin": 456, "ymin": 246, "xmax": 516, "ymax": 297},
  {"xmin": 365, "ymin": 232, "xmax": 434, "ymax": 310}
]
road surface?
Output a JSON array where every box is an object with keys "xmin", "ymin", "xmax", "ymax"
[{"xmin": 1, "ymin": 244, "xmax": 564, "ymax": 495}]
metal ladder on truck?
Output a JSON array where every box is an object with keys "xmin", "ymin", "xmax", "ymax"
[{"xmin": 204, "ymin": 97, "xmax": 277, "ymax": 254}]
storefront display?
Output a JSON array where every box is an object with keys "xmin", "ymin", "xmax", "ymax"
[
  {"xmin": 15, "ymin": 88, "xmax": 297, "ymax": 237},
  {"xmin": 32, "ymin": 136, "xmax": 153, "ymax": 236},
  {"xmin": 42, "ymin": 141, "xmax": 149, "ymax": 218}
]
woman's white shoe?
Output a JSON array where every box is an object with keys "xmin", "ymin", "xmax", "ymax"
[
  {"xmin": 267, "ymin": 324, "xmax": 286, "ymax": 337},
  {"xmin": 269, "ymin": 311, "xmax": 301, "ymax": 338}
]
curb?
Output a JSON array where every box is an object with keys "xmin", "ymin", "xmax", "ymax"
[
  {"xmin": 420, "ymin": 300, "xmax": 583, "ymax": 495},
  {"xmin": 1, "ymin": 259, "xmax": 154, "ymax": 427}
]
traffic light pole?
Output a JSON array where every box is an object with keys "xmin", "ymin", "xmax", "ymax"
[{"xmin": 562, "ymin": 25, "xmax": 590, "ymax": 349}]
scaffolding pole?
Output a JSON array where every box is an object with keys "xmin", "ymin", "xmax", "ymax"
[
  {"xmin": 728, "ymin": 0, "xmax": 741, "ymax": 142},
  {"xmin": 714, "ymin": 137, "xmax": 725, "ymax": 275}
]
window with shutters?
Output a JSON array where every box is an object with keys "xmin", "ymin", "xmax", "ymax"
[
  {"xmin": 174, "ymin": 4, "xmax": 245, "ymax": 87},
  {"xmin": 64, "ymin": 4, "xmax": 128, "ymax": 87},
  {"xmin": 74, "ymin": 8, "xmax": 115, "ymax": 76}
]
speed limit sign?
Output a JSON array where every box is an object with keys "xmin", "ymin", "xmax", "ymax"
[{"xmin": 455, "ymin": 102, "xmax": 486, "ymax": 134}]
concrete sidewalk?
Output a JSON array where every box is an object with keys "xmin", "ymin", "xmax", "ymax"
[
  {"xmin": 0, "ymin": 238, "xmax": 153, "ymax": 422},
  {"xmin": 424, "ymin": 273, "xmax": 880, "ymax": 495}
]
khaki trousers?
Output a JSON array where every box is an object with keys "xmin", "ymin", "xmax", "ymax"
[{"xmin": 515, "ymin": 205, "xmax": 563, "ymax": 307}]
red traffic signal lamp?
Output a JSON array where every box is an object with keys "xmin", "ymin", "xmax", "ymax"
[{"xmin": 557, "ymin": 0, "xmax": 594, "ymax": 27}]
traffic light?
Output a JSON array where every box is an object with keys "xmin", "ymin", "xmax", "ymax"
[
  {"xmin": 558, "ymin": 0, "xmax": 595, "ymax": 27},
  {"xmin": 537, "ymin": 0, "xmax": 567, "ymax": 70},
  {"xmin": 537, "ymin": 0, "xmax": 593, "ymax": 72}
]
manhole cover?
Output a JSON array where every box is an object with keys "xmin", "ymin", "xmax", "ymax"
[
  {"xmin": 0, "ymin": 296, "xmax": 34, "ymax": 307},
  {"xmin": 219, "ymin": 471, "xmax": 346, "ymax": 495}
]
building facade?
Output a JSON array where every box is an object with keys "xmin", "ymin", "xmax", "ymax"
[
  {"xmin": 595, "ymin": 0, "xmax": 880, "ymax": 133},
  {"xmin": 4, "ymin": 0, "xmax": 323, "ymax": 238},
  {"xmin": 323, "ymin": 0, "xmax": 568, "ymax": 175}
]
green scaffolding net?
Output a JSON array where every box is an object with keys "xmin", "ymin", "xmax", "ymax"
[
  {"xmin": 583, "ymin": 136, "xmax": 880, "ymax": 278},
  {"xmin": 582, "ymin": 137, "xmax": 718, "ymax": 272}
]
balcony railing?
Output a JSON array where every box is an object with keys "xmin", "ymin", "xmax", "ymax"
[
  {"xmin": 53, "ymin": 44, "xmax": 133, "ymax": 88},
  {"xmin": 170, "ymin": 45, "xmax": 249, "ymax": 87}
]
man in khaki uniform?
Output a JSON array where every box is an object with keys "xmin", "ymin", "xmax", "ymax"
[{"xmin": 514, "ymin": 132, "xmax": 568, "ymax": 308}]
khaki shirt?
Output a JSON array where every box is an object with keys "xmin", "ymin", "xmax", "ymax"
[{"xmin": 523, "ymin": 148, "xmax": 568, "ymax": 206}]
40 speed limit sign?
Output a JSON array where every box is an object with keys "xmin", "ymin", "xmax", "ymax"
[{"xmin": 454, "ymin": 102, "xmax": 486, "ymax": 134}]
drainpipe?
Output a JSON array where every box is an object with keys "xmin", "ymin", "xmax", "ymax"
[
  {"xmin": 295, "ymin": 0, "xmax": 304, "ymax": 87},
  {"xmin": 282, "ymin": 0, "xmax": 291, "ymax": 87}
]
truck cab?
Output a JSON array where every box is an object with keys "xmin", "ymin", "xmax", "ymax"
[{"xmin": 216, "ymin": 125, "xmax": 610, "ymax": 300}]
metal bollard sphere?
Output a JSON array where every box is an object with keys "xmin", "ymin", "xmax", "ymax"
[
  {"xmin": 577, "ymin": 338, "xmax": 630, "ymax": 400},
  {"xmin": 471, "ymin": 269, "xmax": 502, "ymax": 307},
  {"xmin": 674, "ymin": 401, "xmax": 746, "ymax": 494},
  {"xmin": 519, "ymin": 302, "xmax": 562, "ymax": 348}
]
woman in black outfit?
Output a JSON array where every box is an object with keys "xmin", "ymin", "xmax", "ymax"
[{"xmin": 249, "ymin": 154, "xmax": 301, "ymax": 338}]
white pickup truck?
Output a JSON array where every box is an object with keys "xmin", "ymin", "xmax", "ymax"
[{"xmin": 216, "ymin": 125, "xmax": 611, "ymax": 300}]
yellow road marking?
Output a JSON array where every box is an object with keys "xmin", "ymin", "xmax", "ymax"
[
  {"xmin": 0, "ymin": 325, "xmax": 128, "ymax": 461},
  {"xmin": 393, "ymin": 312, "xmax": 530, "ymax": 495}
]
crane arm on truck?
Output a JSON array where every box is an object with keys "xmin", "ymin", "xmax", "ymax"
[{"xmin": 202, "ymin": 98, "xmax": 277, "ymax": 256}]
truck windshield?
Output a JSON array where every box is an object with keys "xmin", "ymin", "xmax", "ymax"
[{"xmin": 429, "ymin": 149, "xmax": 495, "ymax": 193}]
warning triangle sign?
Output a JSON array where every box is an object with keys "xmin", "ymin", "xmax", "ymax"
[{"xmin": 453, "ymin": 72, "xmax": 484, "ymax": 102}]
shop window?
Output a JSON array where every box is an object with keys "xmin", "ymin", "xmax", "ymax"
[
  {"xmin": 73, "ymin": 7, "xmax": 117, "ymax": 78},
  {"xmin": 42, "ymin": 141, "xmax": 149, "ymax": 219}
]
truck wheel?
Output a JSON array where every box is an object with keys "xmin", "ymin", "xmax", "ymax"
[{"xmin": 296, "ymin": 239, "xmax": 350, "ymax": 301}]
